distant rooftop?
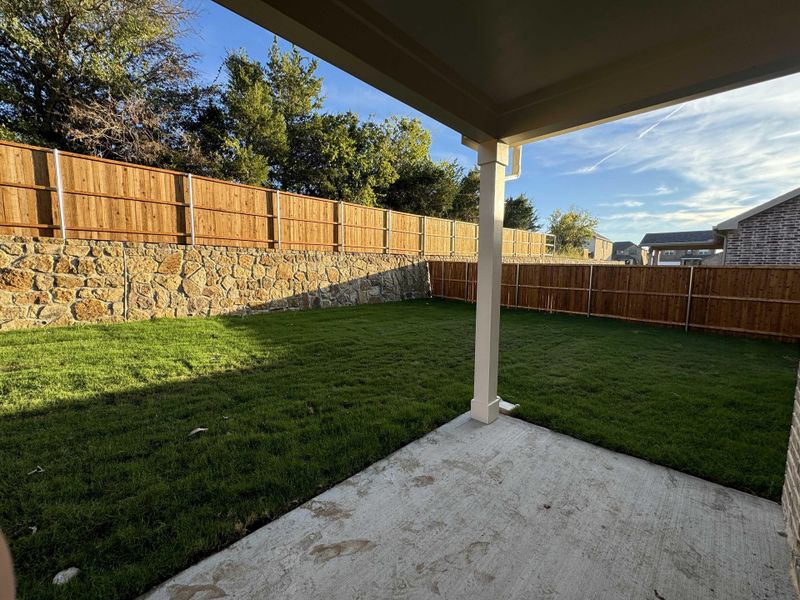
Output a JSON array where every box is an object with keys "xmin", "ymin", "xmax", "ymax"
[
  {"xmin": 640, "ymin": 230, "xmax": 723, "ymax": 248},
  {"xmin": 612, "ymin": 241, "xmax": 639, "ymax": 253}
]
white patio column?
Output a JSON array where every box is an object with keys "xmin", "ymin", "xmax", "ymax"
[{"xmin": 471, "ymin": 140, "xmax": 509, "ymax": 424}]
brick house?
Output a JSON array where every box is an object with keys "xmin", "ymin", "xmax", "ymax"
[{"xmin": 715, "ymin": 187, "xmax": 800, "ymax": 265}]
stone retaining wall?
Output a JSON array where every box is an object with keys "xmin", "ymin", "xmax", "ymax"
[
  {"xmin": 783, "ymin": 365, "xmax": 800, "ymax": 591},
  {"xmin": 0, "ymin": 236, "xmax": 429, "ymax": 330}
]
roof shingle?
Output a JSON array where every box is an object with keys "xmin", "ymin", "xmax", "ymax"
[{"xmin": 639, "ymin": 230, "xmax": 718, "ymax": 246}]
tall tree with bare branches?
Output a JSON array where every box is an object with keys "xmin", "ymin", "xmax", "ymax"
[{"xmin": 0, "ymin": 0, "xmax": 200, "ymax": 162}]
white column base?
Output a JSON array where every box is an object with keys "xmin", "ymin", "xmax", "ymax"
[
  {"xmin": 471, "ymin": 396, "xmax": 500, "ymax": 424},
  {"xmin": 498, "ymin": 399, "xmax": 519, "ymax": 414}
]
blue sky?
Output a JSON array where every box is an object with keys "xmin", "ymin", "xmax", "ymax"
[{"xmin": 184, "ymin": 0, "xmax": 800, "ymax": 244}]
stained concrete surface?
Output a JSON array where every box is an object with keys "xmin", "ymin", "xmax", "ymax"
[{"xmin": 141, "ymin": 414, "xmax": 795, "ymax": 599}]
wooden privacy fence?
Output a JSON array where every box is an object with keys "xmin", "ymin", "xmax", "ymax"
[
  {"xmin": 0, "ymin": 140, "xmax": 555, "ymax": 257},
  {"xmin": 429, "ymin": 261, "xmax": 800, "ymax": 341}
]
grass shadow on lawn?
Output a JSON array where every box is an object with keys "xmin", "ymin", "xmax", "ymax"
[
  {"xmin": 0, "ymin": 301, "xmax": 472, "ymax": 600},
  {"xmin": 0, "ymin": 299, "xmax": 798, "ymax": 599}
]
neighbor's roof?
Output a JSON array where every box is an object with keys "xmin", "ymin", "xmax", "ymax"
[
  {"xmin": 612, "ymin": 241, "xmax": 639, "ymax": 252},
  {"xmin": 715, "ymin": 186, "xmax": 800, "ymax": 231},
  {"xmin": 640, "ymin": 230, "xmax": 721, "ymax": 247},
  {"xmin": 218, "ymin": 0, "xmax": 800, "ymax": 145}
]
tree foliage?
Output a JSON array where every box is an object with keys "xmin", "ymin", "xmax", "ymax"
[
  {"xmin": 219, "ymin": 51, "xmax": 287, "ymax": 185},
  {"xmin": 503, "ymin": 194, "xmax": 540, "ymax": 230},
  {"xmin": 0, "ymin": 0, "xmax": 198, "ymax": 155},
  {"xmin": 383, "ymin": 158, "xmax": 461, "ymax": 216},
  {"xmin": 284, "ymin": 113, "xmax": 399, "ymax": 205},
  {"xmin": 547, "ymin": 206, "xmax": 599, "ymax": 252},
  {"xmin": 215, "ymin": 45, "xmax": 437, "ymax": 206}
]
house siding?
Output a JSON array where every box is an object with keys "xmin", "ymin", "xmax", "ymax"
[
  {"xmin": 724, "ymin": 195, "xmax": 800, "ymax": 265},
  {"xmin": 590, "ymin": 238, "xmax": 614, "ymax": 261}
]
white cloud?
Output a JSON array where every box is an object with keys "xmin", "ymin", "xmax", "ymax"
[
  {"xmin": 545, "ymin": 73, "xmax": 800, "ymax": 239},
  {"xmin": 599, "ymin": 200, "xmax": 644, "ymax": 208},
  {"xmin": 615, "ymin": 185, "xmax": 677, "ymax": 199},
  {"xmin": 653, "ymin": 185, "xmax": 676, "ymax": 196}
]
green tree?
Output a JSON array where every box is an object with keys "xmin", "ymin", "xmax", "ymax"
[
  {"xmin": 503, "ymin": 194, "xmax": 540, "ymax": 230},
  {"xmin": 548, "ymin": 206, "xmax": 599, "ymax": 253},
  {"xmin": 384, "ymin": 117, "xmax": 431, "ymax": 169},
  {"xmin": 448, "ymin": 168, "xmax": 480, "ymax": 222},
  {"xmin": 266, "ymin": 39, "xmax": 322, "ymax": 124},
  {"xmin": 382, "ymin": 159, "xmax": 461, "ymax": 216},
  {"xmin": 281, "ymin": 113, "xmax": 398, "ymax": 205},
  {"xmin": 176, "ymin": 94, "xmax": 229, "ymax": 177},
  {"xmin": 0, "ymin": 0, "xmax": 196, "ymax": 154},
  {"xmin": 220, "ymin": 41, "xmax": 335, "ymax": 189},
  {"xmin": 381, "ymin": 116, "xmax": 474, "ymax": 216},
  {"xmin": 219, "ymin": 51, "xmax": 287, "ymax": 185}
]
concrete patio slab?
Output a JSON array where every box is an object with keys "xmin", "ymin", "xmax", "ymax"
[{"xmin": 140, "ymin": 414, "xmax": 794, "ymax": 600}]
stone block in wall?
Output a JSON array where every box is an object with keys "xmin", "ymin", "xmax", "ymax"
[
  {"xmin": 72, "ymin": 298, "xmax": 112, "ymax": 321},
  {"xmin": 0, "ymin": 269, "xmax": 34, "ymax": 291}
]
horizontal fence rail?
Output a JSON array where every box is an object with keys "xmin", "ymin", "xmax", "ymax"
[
  {"xmin": 0, "ymin": 140, "xmax": 555, "ymax": 257},
  {"xmin": 429, "ymin": 261, "xmax": 800, "ymax": 341}
]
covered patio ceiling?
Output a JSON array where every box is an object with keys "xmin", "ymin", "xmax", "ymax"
[{"xmin": 217, "ymin": 0, "xmax": 800, "ymax": 145}]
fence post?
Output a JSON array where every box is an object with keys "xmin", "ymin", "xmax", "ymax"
[
  {"xmin": 685, "ymin": 266, "xmax": 695, "ymax": 331},
  {"xmin": 464, "ymin": 262, "xmax": 469, "ymax": 302},
  {"xmin": 338, "ymin": 200, "xmax": 345, "ymax": 253},
  {"xmin": 386, "ymin": 209, "xmax": 392, "ymax": 254},
  {"xmin": 275, "ymin": 189, "xmax": 282, "ymax": 250},
  {"xmin": 587, "ymin": 264, "xmax": 594, "ymax": 317},
  {"xmin": 450, "ymin": 219, "xmax": 456, "ymax": 256},
  {"xmin": 514, "ymin": 263, "xmax": 521, "ymax": 307},
  {"xmin": 52, "ymin": 149, "xmax": 67, "ymax": 240},
  {"xmin": 474, "ymin": 225, "xmax": 479, "ymax": 258},
  {"xmin": 421, "ymin": 216, "xmax": 426, "ymax": 256},
  {"xmin": 186, "ymin": 173, "xmax": 196, "ymax": 246},
  {"xmin": 512, "ymin": 231, "xmax": 517, "ymax": 257}
]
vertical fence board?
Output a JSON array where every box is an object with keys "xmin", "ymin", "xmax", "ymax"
[
  {"xmin": 345, "ymin": 204, "xmax": 386, "ymax": 252},
  {"xmin": 390, "ymin": 211, "xmax": 423, "ymax": 254},
  {"xmin": 279, "ymin": 192, "xmax": 337, "ymax": 251},
  {"xmin": 454, "ymin": 221, "xmax": 478, "ymax": 256},
  {"xmin": 0, "ymin": 143, "xmax": 57, "ymax": 236},
  {"xmin": 425, "ymin": 217, "xmax": 452, "ymax": 255}
]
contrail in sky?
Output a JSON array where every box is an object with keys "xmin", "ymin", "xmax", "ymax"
[{"xmin": 576, "ymin": 104, "xmax": 686, "ymax": 173}]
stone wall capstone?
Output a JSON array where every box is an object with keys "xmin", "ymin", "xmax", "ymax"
[
  {"xmin": 782, "ymin": 364, "xmax": 800, "ymax": 592},
  {"xmin": 0, "ymin": 236, "xmax": 430, "ymax": 331}
]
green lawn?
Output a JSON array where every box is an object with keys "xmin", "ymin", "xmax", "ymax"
[{"xmin": 1, "ymin": 299, "xmax": 798, "ymax": 599}]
